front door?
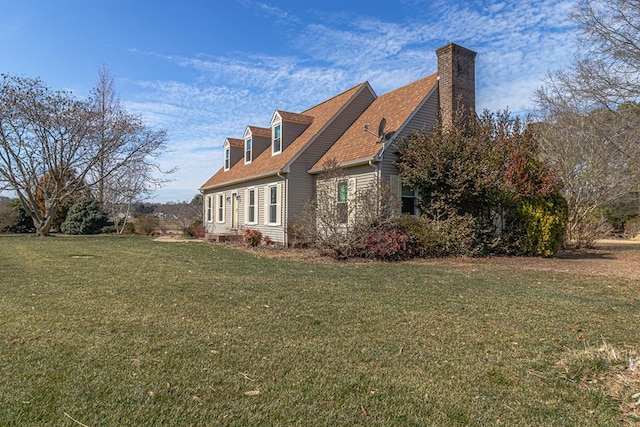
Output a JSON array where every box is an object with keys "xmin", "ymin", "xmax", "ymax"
[{"xmin": 231, "ymin": 192, "xmax": 238, "ymax": 229}]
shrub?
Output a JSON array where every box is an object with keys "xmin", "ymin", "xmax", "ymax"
[
  {"xmin": 395, "ymin": 214, "xmax": 483, "ymax": 258},
  {"xmin": 394, "ymin": 216, "xmax": 442, "ymax": 257},
  {"xmin": 263, "ymin": 235, "xmax": 273, "ymax": 246},
  {"xmin": 184, "ymin": 220, "xmax": 204, "ymax": 238},
  {"xmin": 359, "ymin": 226, "xmax": 414, "ymax": 261},
  {"xmin": 243, "ymin": 228, "xmax": 262, "ymax": 247},
  {"xmin": 624, "ymin": 216, "xmax": 640, "ymax": 239},
  {"xmin": 60, "ymin": 199, "xmax": 108, "ymax": 235},
  {"xmin": 0, "ymin": 204, "xmax": 20, "ymax": 232},
  {"xmin": 286, "ymin": 221, "xmax": 314, "ymax": 248},
  {"xmin": 2, "ymin": 200, "xmax": 34, "ymax": 233},
  {"xmin": 133, "ymin": 215, "xmax": 160, "ymax": 235},
  {"xmin": 514, "ymin": 192, "xmax": 567, "ymax": 257}
]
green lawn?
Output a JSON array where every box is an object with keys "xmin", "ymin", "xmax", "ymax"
[{"xmin": 0, "ymin": 235, "xmax": 638, "ymax": 426}]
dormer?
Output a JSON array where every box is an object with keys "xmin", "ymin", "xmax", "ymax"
[
  {"xmin": 270, "ymin": 110, "xmax": 314, "ymax": 155},
  {"xmin": 243, "ymin": 126, "xmax": 271, "ymax": 164},
  {"xmin": 223, "ymin": 137, "xmax": 243, "ymax": 171}
]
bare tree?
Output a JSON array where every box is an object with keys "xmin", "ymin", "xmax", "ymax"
[
  {"xmin": 170, "ymin": 194, "xmax": 202, "ymax": 231},
  {"xmin": 0, "ymin": 75, "xmax": 97, "ymax": 235},
  {"xmin": 534, "ymin": 105, "xmax": 640, "ymax": 246},
  {"xmin": 570, "ymin": 0, "xmax": 640, "ymax": 107},
  {"xmin": 290, "ymin": 160, "xmax": 399, "ymax": 257},
  {"xmin": 101, "ymin": 164, "xmax": 153, "ymax": 234},
  {"xmin": 533, "ymin": 0, "xmax": 640, "ymax": 246},
  {"xmin": 87, "ymin": 67, "xmax": 172, "ymax": 224},
  {"xmin": 0, "ymin": 72, "xmax": 170, "ymax": 236}
]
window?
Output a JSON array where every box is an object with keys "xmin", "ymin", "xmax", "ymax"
[
  {"xmin": 273, "ymin": 123, "xmax": 281, "ymax": 154},
  {"xmin": 206, "ymin": 195, "xmax": 212, "ymax": 222},
  {"xmin": 401, "ymin": 185, "xmax": 417, "ymax": 215},
  {"xmin": 337, "ymin": 180, "xmax": 348, "ymax": 224},
  {"xmin": 247, "ymin": 189, "xmax": 256, "ymax": 224},
  {"xmin": 224, "ymin": 146, "xmax": 230, "ymax": 170},
  {"xmin": 245, "ymin": 138, "xmax": 252, "ymax": 164},
  {"xmin": 269, "ymin": 185, "xmax": 277, "ymax": 224},
  {"xmin": 217, "ymin": 193, "xmax": 224, "ymax": 223}
]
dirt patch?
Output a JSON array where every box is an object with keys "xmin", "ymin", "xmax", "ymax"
[
  {"xmin": 220, "ymin": 239, "xmax": 640, "ymax": 282},
  {"xmin": 154, "ymin": 234, "xmax": 203, "ymax": 243}
]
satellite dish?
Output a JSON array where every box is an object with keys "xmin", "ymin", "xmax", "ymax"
[
  {"xmin": 377, "ymin": 118, "xmax": 386, "ymax": 138},
  {"xmin": 363, "ymin": 118, "xmax": 388, "ymax": 142}
]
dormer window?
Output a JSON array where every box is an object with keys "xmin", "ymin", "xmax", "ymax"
[
  {"xmin": 273, "ymin": 123, "xmax": 282, "ymax": 155},
  {"xmin": 245, "ymin": 137, "xmax": 252, "ymax": 164},
  {"xmin": 224, "ymin": 145, "xmax": 230, "ymax": 170}
]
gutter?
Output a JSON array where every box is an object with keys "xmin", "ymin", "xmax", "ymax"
[
  {"xmin": 200, "ymin": 169, "xmax": 286, "ymax": 191},
  {"xmin": 308, "ymin": 157, "xmax": 379, "ymax": 174}
]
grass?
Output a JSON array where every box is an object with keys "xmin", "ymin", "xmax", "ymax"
[{"xmin": 0, "ymin": 235, "xmax": 638, "ymax": 426}]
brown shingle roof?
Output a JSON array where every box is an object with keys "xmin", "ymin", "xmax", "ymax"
[
  {"xmin": 276, "ymin": 110, "xmax": 314, "ymax": 125},
  {"xmin": 200, "ymin": 82, "xmax": 369, "ymax": 190},
  {"xmin": 226, "ymin": 137, "xmax": 243, "ymax": 148},
  {"xmin": 311, "ymin": 73, "xmax": 438, "ymax": 171},
  {"xmin": 246, "ymin": 126, "xmax": 271, "ymax": 138}
]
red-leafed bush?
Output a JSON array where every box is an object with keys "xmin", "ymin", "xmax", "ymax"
[
  {"xmin": 360, "ymin": 226, "xmax": 415, "ymax": 261},
  {"xmin": 243, "ymin": 228, "xmax": 262, "ymax": 247}
]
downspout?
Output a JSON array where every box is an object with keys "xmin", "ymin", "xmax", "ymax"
[{"xmin": 277, "ymin": 171, "xmax": 287, "ymax": 246}]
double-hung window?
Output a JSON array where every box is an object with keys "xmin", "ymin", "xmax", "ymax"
[
  {"xmin": 247, "ymin": 189, "xmax": 256, "ymax": 224},
  {"xmin": 268, "ymin": 185, "xmax": 277, "ymax": 224},
  {"xmin": 224, "ymin": 146, "xmax": 230, "ymax": 170},
  {"xmin": 245, "ymin": 138, "xmax": 252, "ymax": 164},
  {"xmin": 217, "ymin": 194, "xmax": 224, "ymax": 223},
  {"xmin": 401, "ymin": 185, "xmax": 417, "ymax": 215},
  {"xmin": 206, "ymin": 196, "xmax": 212, "ymax": 222},
  {"xmin": 337, "ymin": 180, "xmax": 348, "ymax": 224},
  {"xmin": 273, "ymin": 123, "xmax": 281, "ymax": 154}
]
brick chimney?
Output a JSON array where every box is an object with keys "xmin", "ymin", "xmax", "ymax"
[{"xmin": 436, "ymin": 43, "xmax": 477, "ymax": 128}]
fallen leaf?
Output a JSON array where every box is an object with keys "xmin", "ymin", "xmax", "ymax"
[
  {"xmin": 244, "ymin": 390, "xmax": 260, "ymax": 396},
  {"xmin": 361, "ymin": 403, "xmax": 368, "ymax": 416}
]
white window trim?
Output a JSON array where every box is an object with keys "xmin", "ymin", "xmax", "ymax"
[
  {"xmin": 264, "ymin": 183, "xmax": 281, "ymax": 226},
  {"xmin": 206, "ymin": 195, "xmax": 213, "ymax": 222},
  {"xmin": 224, "ymin": 145, "xmax": 230, "ymax": 171},
  {"xmin": 336, "ymin": 179, "xmax": 348, "ymax": 225},
  {"xmin": 272, "ymin": 121, "xmax": 282, "ymax": 155},
  {"xmin": 245, "ymin": 187, "xmax": 257, "ymax": 225},
  {"xmin": 244, "ymin": 137, "xmax": 252, "ymax": 164},
  {"xmin": 216, "ymin": 193, "xmax": 226, "ymax": 223}
]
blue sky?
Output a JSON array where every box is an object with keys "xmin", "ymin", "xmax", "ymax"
[{"xmin": 1, "ymin": 0, "xmax": 577, "ymax": 203}]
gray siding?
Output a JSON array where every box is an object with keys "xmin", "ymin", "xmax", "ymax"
[
  {"xmin": 282, "ymin": 121, "xmax": 310, "ymax": 152},
  {"xmin": 229, "ymin": 146, "xmax": 243, "ymax": 169},
  {"xmin": 202, "ymin": 175, "xmax": 287, "ymax": 243},
  {"xmin": 250, "ymin": 135, "xmax": 271, "ymax": 162},
  {"xmin": 379, "ymin": 91, "xmax": 439, "ymax": 182},
  {"xmin": 287, "ymin": 87, "xmax": 376, "ymax": 223}
]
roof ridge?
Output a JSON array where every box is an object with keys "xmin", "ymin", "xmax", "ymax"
[
  {"xmin": 301, "ymin": 81, "xmax": 369, "ymax": 115},
  {"xmin": 377, "ymin": 72, "xmax": 438, "ymax": 98}
]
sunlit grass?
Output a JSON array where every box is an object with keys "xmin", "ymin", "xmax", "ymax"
[{"xmin": 0, "ymin": 235, "xmax": 638, "ymax": 425}]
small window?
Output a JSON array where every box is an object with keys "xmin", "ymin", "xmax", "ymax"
[
  {"xmin": 248, "ymin": 189, "xmax": 256, "ymax": 224},
  {"xmin": 224, "ymin": 146, "xmax": 230, "ymax": 170},
  {"xmin": 206, "ymin": 195, "xmax": 212, "ymax": 222},
  {"xmin": 245, "ymin": 138, "xmax": 252, "ymax": 164},
  {"xmin": 337, "ymin": 180, "xmax": 348, "ymax": 224},
  {"xmin": 401, "ymin": 185, "xmax": 416, "ymax": 215},
  {"xmin": 269, "ymin": 185, "xmax": 277, "ymax": 224},
  {"xmin": 217, "ymin": 194, "xmax": 224, "ymax": 222},
  {"xmin": 273, "ymin": 123, "xmax": 281, "ymax": 154}
]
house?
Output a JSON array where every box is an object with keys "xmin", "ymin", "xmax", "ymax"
[{"xmin": 200, "ymin": 43, "xmax": 477, "ymax": 244}]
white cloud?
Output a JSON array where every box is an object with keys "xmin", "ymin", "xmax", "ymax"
[{"xmin": 127, "ymin": 0, "xmax": 580, "ymax": 202}]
